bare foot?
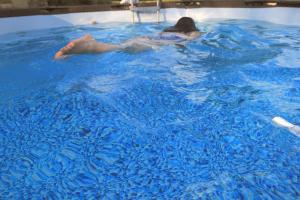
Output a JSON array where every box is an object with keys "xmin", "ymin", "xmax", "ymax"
[{"xmin": 54, "ymin": 34, "xmax": 95, "ymax": 59}]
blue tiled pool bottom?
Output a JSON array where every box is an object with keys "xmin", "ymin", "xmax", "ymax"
[{"xmin": 0, "ymin": 20, "xmax": 300, "ymax": 199}]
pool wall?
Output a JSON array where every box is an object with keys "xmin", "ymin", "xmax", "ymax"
[{"xmin": 0, "ymin": 7, "xmax": 299, "ymax": 35}]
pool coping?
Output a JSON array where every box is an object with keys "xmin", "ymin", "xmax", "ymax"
[
  {"xmin": 0, "ymin": 7, "xmax": 299, "ymax": 35},
  {"xmin": 0, "ymin": 1, "xmax": 300, "ymax": 18}
]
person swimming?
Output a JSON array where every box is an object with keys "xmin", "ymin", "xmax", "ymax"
[{"xmin": 54, "ymin": 17, "xmax": 201, "ymax": 59}]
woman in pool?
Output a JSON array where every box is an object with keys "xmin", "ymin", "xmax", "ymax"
[{"xmin": 54, "ymin": 17, "xmax": 201, "ymax": 59}]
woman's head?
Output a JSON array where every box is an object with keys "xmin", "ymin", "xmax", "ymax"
[{"xmin": 163, "ymin": 17, "xmax": 199, "ymax": 34}]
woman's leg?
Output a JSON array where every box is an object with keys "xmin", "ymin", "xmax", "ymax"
[
  {"xmin": 54, "ymin": 35, "xmax": 163, "ymax": 59},
  {"xmin": 121, "ymin": 36, "xmax": 173, "ymax": 52},
  {"xmin": 54, "ymin": 34, "xmax": 121, "ymax": 59}
]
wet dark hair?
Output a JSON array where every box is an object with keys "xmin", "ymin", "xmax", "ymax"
[{"xmin": 163, "ymin": 17, "xmax": 199, "ymax": 33}]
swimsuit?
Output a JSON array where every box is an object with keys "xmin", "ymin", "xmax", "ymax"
[
  {"xmin": 121, "ymin": 33, "xmax": 187, "ymax": 50},
  {"xmin": 150, "ymin": 34, "xmax": 186, "ymax": 42}
]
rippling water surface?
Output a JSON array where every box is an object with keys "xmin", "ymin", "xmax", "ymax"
[{"xmin": 0, "ymin": 19, "xmax": 300, "ymax": 199}]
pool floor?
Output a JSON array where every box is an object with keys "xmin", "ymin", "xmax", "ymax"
[{"xmin": 0, "ymin": 19, "xmax": 300, "ymax": 199}]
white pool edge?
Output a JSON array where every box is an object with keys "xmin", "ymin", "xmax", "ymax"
[{"xmin": 0, "ymin": 7, "xmax": 300, "ymax": 35}]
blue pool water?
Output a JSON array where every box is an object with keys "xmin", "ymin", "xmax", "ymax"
[{"xmin": 0, "ymin": 19, "xmax": 300, "ymax": 199}]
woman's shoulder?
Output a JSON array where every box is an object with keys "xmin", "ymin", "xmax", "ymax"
[
  {"xmin": 160, "ymin": 32, "xmax": 186, "ymax": 37},
  {"xmin": 161, "ymin": 31, "xmax": 202, "ymax": 39}
]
